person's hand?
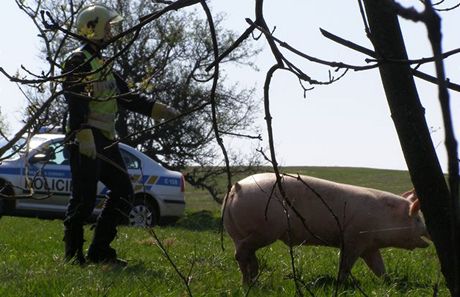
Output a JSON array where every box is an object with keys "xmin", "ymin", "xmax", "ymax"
[
  {"xmin": 76, "ymin": 129, "xmax": 97, "ymax": 159},
  {"xmin": 151, "ymin": 102, "xmax": 180, "ymax": 121},
  {"xmin": 163, "ymin": 105, "xmax": 180, "ymax": 120}
]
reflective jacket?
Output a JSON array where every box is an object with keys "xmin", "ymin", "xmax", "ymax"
[
  {"xmin": 80, "ymin": 49, "xmax": 118, "ymax": 139},
  {"xmin": 62, "ymin": 44, "xmax": 155, "ymax": 140}
]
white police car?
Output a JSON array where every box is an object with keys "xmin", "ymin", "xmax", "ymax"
[{"xmin": 0, "ymin": 133, "xmax": 185, "ymax": 226}]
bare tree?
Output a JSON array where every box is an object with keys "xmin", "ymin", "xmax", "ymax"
[
  {"xmin": 206, "ymin": 0, "xmax": 459, "ymax": 295},
  {"xmin": 361, "ymin": 1, "xmax": 459, "ymax": 295},
  {"xmin": 1, "ymin": 0, "xmax": 459, "ymax": 295}
]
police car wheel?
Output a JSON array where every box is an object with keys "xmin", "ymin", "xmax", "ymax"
[{"xmin": 128, "ymin": 200, "xmax": 157, "ymax": 227}]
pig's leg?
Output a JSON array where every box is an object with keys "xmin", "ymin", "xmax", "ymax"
[
  {"xmin": 235, "ymin": 232, "xmax": 274, "ymax": 285},
  {"xmin": 248, "ymin": 252, "xmax": 259, "ymax": 280},
  {"xmin": 337, "ymin": 247, "xmax": 362, "ymax": 281},
  {"xmin": 361, "ymin": 249, "xmax": 385, "ymax": 277},
  {"xmin": 235, "ymin": 242, "xmax": 257, "ymax": 285}
]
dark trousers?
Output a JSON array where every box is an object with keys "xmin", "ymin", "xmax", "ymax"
[{"xmin": 64, "ymin": 129, "xmax": 133, "ymax": 252}]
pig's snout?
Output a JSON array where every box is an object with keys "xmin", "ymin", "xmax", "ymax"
[
  {"xmin": 413, "ymin": 218, "xmax": 431, "ymax": 248},
  {"xmin": 416, "ymin": 234, "xmax": 431, "ymax": 248}
]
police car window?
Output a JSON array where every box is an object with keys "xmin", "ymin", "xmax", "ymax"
[
  {"xmin": 52, "ymin": 143, "xmax": 69, "ymax": 165},
  {"xmin": 39, "ymin": 141, "xmax": 67, "ymax": 165},
  {"xmin": 120, "ymin": 149, "xmax": 140, "ymax": 169}
]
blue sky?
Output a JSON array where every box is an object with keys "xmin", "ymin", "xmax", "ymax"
[{"xmin": 1, "ymin": 1, "xmax": 459, "ymax": 171}]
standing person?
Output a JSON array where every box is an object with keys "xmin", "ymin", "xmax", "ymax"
[{"xmin": 61, "ymin": 3, "xmax": 177, "ymax": 265}]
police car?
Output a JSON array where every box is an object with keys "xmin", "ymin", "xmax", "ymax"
[{"xmin": 0, "ymin": 133, "xmax": 185, "ymax": 227}]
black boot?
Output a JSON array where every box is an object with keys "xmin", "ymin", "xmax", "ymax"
[
  {"xmin": 87, "ymin": 244, "xmax": 127, "ymax": 267},
  {"xmin": 63, "ymin": 226, "xmax": 86, "ymax": 265},
  {"xmin": 86, "ymin": 222, "xmax": 127, "ymax": 267}
]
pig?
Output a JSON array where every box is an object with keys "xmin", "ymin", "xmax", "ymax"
[{"xmin": 222, "ymin": 173, "xmax": 430, "ymax": 285}]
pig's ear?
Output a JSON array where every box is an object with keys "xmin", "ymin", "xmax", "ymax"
[
  {"xmin": 401, "ymin": 188, "xmax": 414, "ymax": 198},
  {"xmin": 401, "ymin": 188, "xmax": 418, "ymax": 203},
  {"xmin": 409, "ymin": 199, "xmax": 421, "ymax": 217}
]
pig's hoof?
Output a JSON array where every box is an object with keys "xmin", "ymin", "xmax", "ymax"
[{"xmin": 242, "ymin": 276, "xmax": 259, "ymax": 288}]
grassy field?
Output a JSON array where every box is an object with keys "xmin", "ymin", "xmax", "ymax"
[{"xmin": 0, "ymin": 167, "xmax": 450, "ymax": 296}]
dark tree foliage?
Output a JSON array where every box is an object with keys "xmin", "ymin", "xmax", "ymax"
[
  {"xmin": 30, "ymin": 0, "xmax": 263, "ymax": 202},
  {"xmin": 0, "ymin": 108, "xmax": 8, "ymax": 137}
]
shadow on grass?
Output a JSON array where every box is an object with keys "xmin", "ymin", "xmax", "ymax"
[
  {"xmin": 174, "ymin": 210, "xmax": 221, "ymax": 232},
  {"xmin": 99, "ymin": 262, "xmax": 167, "ymax": 280},
  {"xmin": 300, "ymin": 273, "xmax": 438, "ymax": 295},
  {"xmin": 383, "ymin": 274, "xmax": 437, "ymax": 292},
  {"xmin": 296, "ymin": 274, "xmax": 368, "ymax": 294}
]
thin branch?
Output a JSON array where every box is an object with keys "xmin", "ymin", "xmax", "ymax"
[
  {"xmin": 320, "ymin": 28, "xmax": 460, "ymax": 92},
  {"xmin": 420, "ymin": 1, "xmax": 460, "ymax": 292},
  {"xmin": 247, "ymin": 19, "xmax": 379, "ymax": 72},
  {"xmin": 218, "ymin": 130, "xmax": 262, "ymax": 140},
  {"xmin": 148, "ymin": 228, "xmax": 193, "ymax": 296},
  {"xmin": 199, "ymin": 0, "xmax": 233, "ymax": 253},
  {"xmin": 205, "ymin": 23, "xmax": 256, "ymax": 72}
]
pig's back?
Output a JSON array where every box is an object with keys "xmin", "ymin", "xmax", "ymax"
[
  {"xmin": 224, "ymin": 173, "xmax": 407, "ymax": 246},
  {"xmin": 235, "ymin": 173, "xmax": 382, "ymax": 206}
]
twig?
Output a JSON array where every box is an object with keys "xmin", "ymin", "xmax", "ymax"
[
  {"xmin": 148, "ymin": 228, "xmax": 193, "ymax": 296},
  {"xmin": 320, "ymin": 28, "xmax": 460, "ymax": 92},
  {"xmin": 205, "ymin": 23, "xmax": 256, "ymax": 72}
]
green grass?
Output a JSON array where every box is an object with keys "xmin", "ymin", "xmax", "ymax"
[{"xmin": 0, "ymin": 167, "xmax": 450, "ymax": 296}]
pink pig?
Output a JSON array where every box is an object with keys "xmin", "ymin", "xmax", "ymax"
[{"xmin": 222, "ymin": 173, "xmax": 430, "ymax": 284}]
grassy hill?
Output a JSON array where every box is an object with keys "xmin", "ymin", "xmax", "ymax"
[{"xmin": 0, "ymin": 167, "xmax": 448, "ymax": 296}]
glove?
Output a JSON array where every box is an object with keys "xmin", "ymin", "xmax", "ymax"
[
  {"xmin": 151, "ymin": 102, "xmax": 180, "ymax": 121},
  {"xmin": 76, "ymin": 128, "xmax": 97, "ymax": 159}
]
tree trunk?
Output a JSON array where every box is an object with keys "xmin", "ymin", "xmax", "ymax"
[{"xmin": 362, "ymin": 1, "xmax": 458, "ymax": 295}]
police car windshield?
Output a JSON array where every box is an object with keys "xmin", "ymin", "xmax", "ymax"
[
  {"xmin": 0, "ymin": 138, "xmax": 27, "ymax": 160},
  {"xmin": 0, "ymin": 136, "xmax": 51, "ymax": 161}
]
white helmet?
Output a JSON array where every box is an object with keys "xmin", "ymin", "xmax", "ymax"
[{"xmin": 75, "ymin": 4, "xmax": 123, "ymax": 41}]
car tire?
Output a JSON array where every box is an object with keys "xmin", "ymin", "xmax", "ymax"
[{"xmin": 128, "ymin": 196, "xmax": 158, "ymax": 227}]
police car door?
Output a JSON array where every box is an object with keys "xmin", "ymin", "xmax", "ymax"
[
  {"xmin": 93, "ymin": 148, "xmax": 143, "ymax": 211},
  {"xmin": 18, "ymin": 140, "xmax": 72, "ymax": 213},
  {"xmin": 119, "ymin": 148, "xmax": 144, "ymax": 192}
]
